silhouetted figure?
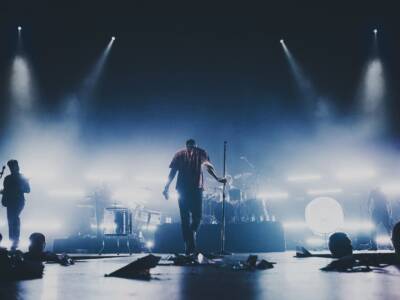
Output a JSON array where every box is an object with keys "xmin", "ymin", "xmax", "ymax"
[
  {"xmin": 163, "ymin": 139, "xmax": 226, "ymax": 255},
  {"xmin": 23, "ymin": 232, "xmax": 74, "ymax": 266},
  {"xmin": 296, "ymin": 232, "xmax": 353, "ymax": 259},
  {"xmin": 0, "ymin": 234, "xmax": 44, "ymax": 280},
  {"xmin": 296, "ymin": 231, "xmax": 400, "ymax": 271},
  {"xmin": 0, "ymin": 232, "xmax": 6, "ymax": 253},
  {"xmin": 368, "ymin": 187, "xmax": 392, "ymax": 250},
  {"xmin": 392, "ymin": 221, "xmax": 400, "ymax": 255},
  {"xmin": 1, "ymin": 160, "xmax": 30, "ymax": 250},
  {"xmin": 329, "ymin": 232, "xmax": 353, "ymax": 258}
]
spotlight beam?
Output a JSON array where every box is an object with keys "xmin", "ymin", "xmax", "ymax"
[
  {"xmin": 81, "ymin": 37, "xmax": 116, "ymax": 101},
  {"xmin": 281, "ymin": 40, "xmax": 317, "ymax": 108},
  {"xmin": 9, "ymin": 26, "xmax": 37, "ymax": 119},
  {"xmin": 17, "ymin": 26, "xmax": 23, "ymax": 53}
]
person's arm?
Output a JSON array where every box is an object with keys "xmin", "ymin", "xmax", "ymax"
[
  {"xmin": 163, "ymin": 168, "xmax": 178, "ymax": 200},
  {"xmin": 203, "ymin": 161, "xmax": 226, "ymax": 183}
]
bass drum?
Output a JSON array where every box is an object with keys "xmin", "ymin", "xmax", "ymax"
[{"xmin": 213, "ymin": 201, "xmax": 236, "ymax": 224}]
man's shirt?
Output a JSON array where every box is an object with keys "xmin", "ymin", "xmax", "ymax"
[
  {"xmin": 2, "ymin": 173, "xmax": 30, "ymax": 207},
  {"xmin": 169, "ymin": 147, "xmax": 210, "ymax": 192}
]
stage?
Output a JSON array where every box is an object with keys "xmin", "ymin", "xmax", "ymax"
[{"xmin": 1, "ymin": 252, "xmax": 400, "ymax": 300}]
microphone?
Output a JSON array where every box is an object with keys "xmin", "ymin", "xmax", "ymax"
[{"xmin": 0, "ymin": 165, "xmax": 5, "ymax": 179}]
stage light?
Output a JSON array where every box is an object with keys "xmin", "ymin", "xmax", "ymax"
[
  {"xmin": 2, "ymin": 239, "xmax": 30, "ymax": 250},
  {"xmin": 287, "ymin": 174, "xmax": 321, "ymax": 182},
  {"xmin": 381, "ymin": 182, "xmax": 400, "ymax": 195},
  {"xmin": 361, "ymin": 59, "xmax": 385, "ymax": 114},
  {"xmin": 376, "ymin": 235, "xmax": 391, "ymax": 245},
  {"xmin": 357, "ymin": 38, "xmax": 386, "ymax": 135},
  {"xmin": 373, "ymin": 29, "xmax": 378, "ymax": 35},
  {"xmin": 22, "ymin": 220, "xmax": 62, "ymax": 232},
  {"xmin": 280, "ymin": 39, "xmax": 284, "ymax": 44},
  {"xmin": 258, "ymin": 191, "xmax": 289, "ymax": 200},
  {"xmin": 111, "ymin": 36, "xmax": 116, "ymax": 41},
  {"xmin": 84, "ymin": 172, "xmax": 122, "ymax": 182},
  {"xmin": 47, "ymin": 188, "xmax": 86, "ymax": 198},
  {"xmin": 305, "ymin": 197, "xmax": 344, "ymax": 235},
  {"xmin": 10, "ymin": 56, "xmax": 36, "ymax": 111},
  {"xmin": 80, "ymin": 36, "xmax": 115, "ymax": 101},
  {"xmin": 281, "ymin": 39, "xmax": 317, "ymax": 107},
  {"xmin": 306, "ymin": 188, "xmax": 342, "ymax": 196},
  {"xmin": 146, "ymin": 240, "xmax": 154, "ymax": 249},
  {"xmin": 282, "ymin": 221, "xmax": 308, "ymax": 230},
  {"xmin": 340, "ymin": 221, "xmax": 374, "ymax": 232},
  {"xmin": 306, "ymin": 237, "xmax": 325, "ymax": 247},
  {"xmin": 133, "ymin": 175, "xmax": 165, "ymax": 184},
  {"xmin": 113, "ymin": 188, "xmax": 152, "ymax": 202},
  {"xmin": 18, "ymin": 26, "xmax": 22, "ymax": 31},
  {"xmin": 335, "ymin": 168, "xmax": 376, "ymax": 181}
]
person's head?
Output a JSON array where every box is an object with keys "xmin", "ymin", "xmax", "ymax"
[
  {"xmin": 186, "ymin": 139, "xmax": 197, "ymax": 151},
  {"xmin": 7, "ymin": 159, "xmax": 19, "ymax": 174},
  {"xmin": 328, "ymin": 232, "xmax": 353, "ymax": 258},
  {"xmin": 29, "ymin": 233, "xmax": 46, "ymax": 253},
  {"xmin": 392, "ymin": 222, "xmax": 400, "ymax": 255}
]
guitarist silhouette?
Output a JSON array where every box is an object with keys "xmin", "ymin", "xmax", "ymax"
[{"xmin": 1, "ymin": 160, "xmax": 30, "ymax": 250}]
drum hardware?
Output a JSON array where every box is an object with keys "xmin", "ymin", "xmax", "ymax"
[
  {"xmin": 202, "ymin": 187, "xmax": 270, "ymax": 224},
  {"xmin": 99, "ymin": 206, "xmax": 133, "ymax": 255},
  {"xmin": 220, "ymin": 141, "xmax": 228, "ymax": 254}
]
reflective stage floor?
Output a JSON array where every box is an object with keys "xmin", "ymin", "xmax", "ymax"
[{"xmin": 1, "ymin": 252, "xmax": 400, "ymax": 300}]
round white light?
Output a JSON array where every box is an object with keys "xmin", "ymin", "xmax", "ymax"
[
  {"xmin": 305, "ymin": 197, "xmax": 344, "ymax": 235},
  {"xmin": 280, "ymin": 39, "xmax": 284, "ymax": 44},
  {"xmin": 373, "ymin": 29, "xmax": 378, "ymax": 34},
  {"xmin": 18, "ymin": 26, "xmax": 22, "ymax": 31},
  {"xmin": 111, "ymin": 36, "xmax": 116, "ymax": 41}
]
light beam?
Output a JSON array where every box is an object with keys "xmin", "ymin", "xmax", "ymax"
[
  {"xmin": 357, "ymin": 29, "xmax": 386, "ymax": 135},
  {"xmin": 81, "ymin": 37, "xmax": 115, "ymax": 98},
  {"xmin": 280, "ymin": 40, "xmax": 317, "ymax": 110}
]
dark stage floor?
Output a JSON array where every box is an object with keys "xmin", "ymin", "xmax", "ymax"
[{"xmin": 1, "ymin": 252, "xmax": 400, "ymax": 300}]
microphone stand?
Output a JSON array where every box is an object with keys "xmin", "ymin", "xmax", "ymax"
[
  {"xmin": 0, "ymin": 166, "xmax": 5, "ymax": 179},
  {"xmin": 220, "ymin": 141, "xmax": 230, "ymax": 255}
]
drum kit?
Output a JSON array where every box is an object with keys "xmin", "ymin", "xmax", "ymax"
[
  {"xmin": 72, "ymin": 149, "xmax": 268, "ymax": 248},
  {"xmin": 73, "ymin": 195, "xmax": 162, "ymax": 242},
  {"xmin": 202, "ymin": 171, "xmax": 270, "ymax": 224}
]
